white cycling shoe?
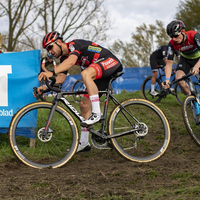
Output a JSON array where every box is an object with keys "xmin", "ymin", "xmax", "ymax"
[
  {"xmin": 76, "ymin": 142, "xmax": 91, "ymax": 153},
  {"xmin": 150, "ymin": 90, "xmax": 159, "ymax": 96},
  {"xmin": 81, "ymin": 112, "xmax": 101, "ymax": 126}
]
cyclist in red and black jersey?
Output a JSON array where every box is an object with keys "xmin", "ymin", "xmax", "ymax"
[
  {"xmin": 162, "ymin": 20, "xmax": 200, "ymax": 96},
  {"xmin": 38, "ymin": 31, "xmax": 123, "ymax": 152},
  {"xmin": 150, "ymin": 45, "xmax": 180, "ymax": 96}
]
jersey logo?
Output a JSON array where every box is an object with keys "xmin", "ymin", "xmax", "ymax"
[
  {"xmin": 100, "ymin": 57, "xmax": 118, "ymax": 70},
  {"xmin": 88, "ymin": 45, "xmax": 102, "ymax": 53},
  {"xmin": 180, "ymin": 45, "xmax": 193, "ymax": 51},
  {"xmin": 76, "ymin": 56, "xmax": 90, "ymax": 67}
]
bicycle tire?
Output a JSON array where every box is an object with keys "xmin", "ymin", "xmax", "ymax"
[
  {"xmin": 108, "ymin": 98, "xmax": 170, "ymax": 162},
  {"xmin": 9, "ymin": 102, "xmax": 79, "ymax": 169},
  {"xmin": 71, "ymin": 79, "xmax": 86, "ymax": 103},
  {"xmin": 182, "ymin": 95, "xmax": 200, "ymax": 146},
  {"xmin": 141, "ymin": 76, "xmax": 162, "ymax": 103}
]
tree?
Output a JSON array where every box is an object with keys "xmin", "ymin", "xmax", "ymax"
[
  {"xmin": 110, "ymin": 20, "xmax": 169, "ymax": 67},
  {"xmin": 0, "ymin": 0, "xmax": 111, "ymax": 52},
  {"xmin": 175, "ymin": 0, "xmax": 200, "ymax": 32},
  {"xmin": 0, "ymin": 0, "xmax": 41, "ymax": 52},
  {"xmin": 38, "ymin": 0, "xmax": 111, "ymax": 43}
]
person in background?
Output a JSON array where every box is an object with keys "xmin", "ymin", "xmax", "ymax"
[
  {"xmin": 149, "ymin": 45, "xmax": 180, "ymax": 96},
  {"xmin": 37, "ymin": 31, "xmax": 123, "ymax": 152},
  {"xmin": 41, "ymin": 52, "xmax": 56, "ymax": 72}
]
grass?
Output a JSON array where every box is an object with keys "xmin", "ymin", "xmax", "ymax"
[{"xmin": 1, "ymin": 90, "xmax": 200, "ymax": 199}]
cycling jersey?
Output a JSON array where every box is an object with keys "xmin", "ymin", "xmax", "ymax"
[
  {"xmin": 41, "ymin": 56, "xmax": 56, "ymax": 72},
  {"xmin": 168, "ymin": 30, "xmax": 200, "ymax": 74},
  {"xmin": 168, "ymin": 30, "xmax": 200, "ymax": 60},
  {"xmin": 60, "ymin": 39, "xmax": 123, "ymax": 97},
  {"xmin": 60, "ymin": 39, "xmax": 123, "ymax": 79},
  {"xmin": 150, "ymin": 45, "xmax": 180, "ymax": 72}
]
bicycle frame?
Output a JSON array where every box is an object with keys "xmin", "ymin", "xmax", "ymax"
[
  {"xmin": 42, "ymin": 76, "xmax": 143, "ymax": 140},
  {"xmin": 157, "ymin": 67, "xmax": 176, "ymax": 83}
]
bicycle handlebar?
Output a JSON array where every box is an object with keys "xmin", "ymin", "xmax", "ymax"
[{"xmin": 45, "ymin": 77, "xmax": 61, "ymax": 92}]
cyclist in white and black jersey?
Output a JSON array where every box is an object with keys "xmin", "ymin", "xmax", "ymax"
[
  {"xmin": 150, "ymin": 45, "xmax": 180, "ymax": 96},
  {"xmin": 41, "ymin": 53, "xmax": 56, "ymax": 72}
]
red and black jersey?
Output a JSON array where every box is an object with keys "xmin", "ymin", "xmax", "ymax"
[
  {"xmin": 168, "ymin": 30, "xmax": 200, "ymax": 60},
  {"xmin": 60, "ymin": 39, "xmax": 119, "ymax": 68}
]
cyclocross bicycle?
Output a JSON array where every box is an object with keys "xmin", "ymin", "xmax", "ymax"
[
  {"xmin": 8, "ymin": 72, "xmax": 170, "ymax": 169},
  {"xmin": 181, "ymin": 73, "xmax": 200, "ymax": 147},
  {"xmin": 142, "ymin": 67, "xmax": 186, "ymax": 105}
]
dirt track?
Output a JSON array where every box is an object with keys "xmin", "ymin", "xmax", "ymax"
[{"xmin": 1, "ymin": 101, "xmax": 200, "ymax": 200}]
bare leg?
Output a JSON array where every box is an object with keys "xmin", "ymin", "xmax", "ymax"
[
  {"xmin": 151, "ymin": 71, "xmax": 158, "ymax": 85},
  {"xmin": 176, "ymin": 70, "xmax": 191, "ymax": 95}
]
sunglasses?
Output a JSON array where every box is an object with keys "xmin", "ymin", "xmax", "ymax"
[
  {"xmin": 170, "ymin": 34, "xmax": 180, "ymax": 39},
  {"xmin": 46, "ymin": 43, "xmax": 54, "ymax": 51}
]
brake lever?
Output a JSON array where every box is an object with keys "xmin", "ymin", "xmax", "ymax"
[{"xmin": 33, "ymin": 87, "xmax": 45, "ymax": 101}]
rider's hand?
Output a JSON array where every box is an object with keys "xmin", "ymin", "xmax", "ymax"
[
  {"xmin": 162, "ymin": 79, "xmax": 170, "ymax": 89},
  {"xmin": 190, "ymin": 67, "xmax": 199, "ymax": 76},
  {"xmin": 33, "ymin": 85, "xmax": 47, "ymax": 97},
  {"xmin": 38, "ymin": 71, "xmax": 53, "ymax": 82}
]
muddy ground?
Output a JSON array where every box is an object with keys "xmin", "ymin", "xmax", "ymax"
[{"xmin": 1, "ymin": 103, "xmax": 200, "ymax": 200}]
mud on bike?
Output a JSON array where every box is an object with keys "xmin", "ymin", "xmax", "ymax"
[
  {"xmin": 8, "ymin": 72, "xmax": 170, "ymax": 169},
  {"xmin": 142, "ymin": 67, "xmax": 189, "ymax": 105}
]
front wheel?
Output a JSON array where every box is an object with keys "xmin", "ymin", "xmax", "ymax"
[
  {"xmin": 182, "ymin": 95, "xmax": 200, "ymax": 146},
  {"xmin": 141, "ymin": 76, "xmax": 162, "ymax": 103},
  {"xmin": 9, "ymin": 102, "xmax": 79, "ymax": 169},
  {"xmin": 108, "ymin": 99, "xmax": 170, "ymax": 162}
]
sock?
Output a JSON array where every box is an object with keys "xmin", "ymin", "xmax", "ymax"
[
  {"xmin": 80, "ymin": 126, "xmax": 89, "ymax": 145},
  {"xmin": 151, "ymin": 84, "xmax": 155, "ymax": 92},
  {"xmin": 89, "ymin": 94, "xmax": 100, "ymax": 115}
]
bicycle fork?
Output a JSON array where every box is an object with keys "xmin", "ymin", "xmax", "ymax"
[{"xmin": 41, "ymin": 100, "xmax": 59, "ymax": 139}]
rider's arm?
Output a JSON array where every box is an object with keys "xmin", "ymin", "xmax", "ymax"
[
  {"xmin": 54, "ymin": 54, "xmax": 78, "ymax": 74},
  {"xmin": 38, "ymin": 54, "xmax": 78, "ymax": 82},
  {"xmin": 191, "ymin": 33, "xmax": 200, "ymax": 75}
]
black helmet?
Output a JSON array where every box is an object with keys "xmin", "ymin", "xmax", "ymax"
[
  {"xmin": 42, "ymin": 31, "xmax": 63, "ymax": 49},
  {"xmin": 47, "ymin": 52, "xmax": 53, "ymax": 59},
  {"xmin": 166, "ymin": 20, "xmax": 185, "ymax": 36}
]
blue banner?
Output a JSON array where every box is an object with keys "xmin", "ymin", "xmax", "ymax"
[{"xmin": 0, "ymin": 50, "xmax": 40, "ymax": 132}]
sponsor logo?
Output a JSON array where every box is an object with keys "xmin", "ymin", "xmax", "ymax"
[
  {"xmin": 101, "ymin": 58, "xmax": 118, "ymax": 70},
  {"xmin": 180, "ymin": 45, "xmax": 193, "ymax": 51},
  {"xmin": 91, "ymin": 97, "xmax": 99, "ymax": 102},
  {"xmin": 168, "ymin": 46, "xmax": 173, "ymax": 55},
  {"xmin": 0, "ymin": 109, "xmax": 13, "ymax": 116},
  {"xmin": 69, "ymin": 45, "xmax": 75, "ymax": 52},
  {"xmin": 196, "ymin": 38, "xmax": 200, "ymax": 47},
  {"xmin": 88, "ymin": 45, "xmax": 102, "ymax": 53},
  {"xmin": 77, "ymin": 56, "xmax": 90, "ymax": 67}
]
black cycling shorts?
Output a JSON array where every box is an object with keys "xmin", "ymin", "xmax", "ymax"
[
  {"xmin": 150, "ymin": 55, "xmax": 165, "ymax": 72},
  {"xmin": 176, "ymin": 56, "xmax": 200, "ymax": 74}
]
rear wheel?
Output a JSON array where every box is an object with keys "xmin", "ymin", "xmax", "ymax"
[
  {"xmin": 108, "ymin": 99, "xmax": 170, "ymax": 162},
  {"xmin": 141, "ymin": 76, "xmax": 162, "ymax": 103}
]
